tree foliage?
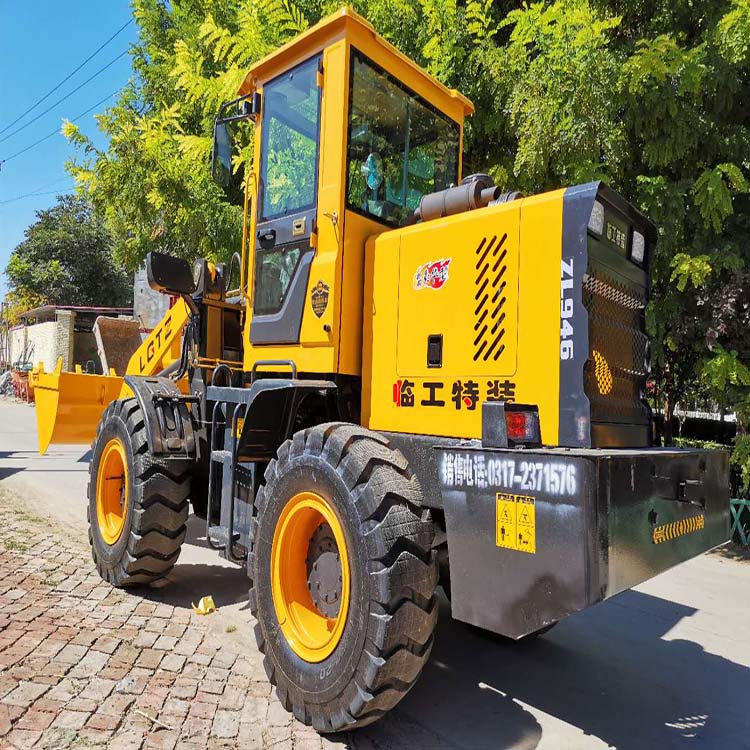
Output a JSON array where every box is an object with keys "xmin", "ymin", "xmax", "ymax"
[
  {"xmin": 5, "ymin": 195, "xmax": 132, "ymax": 319},
  {"xmin": 64, "ymin": 0, "xmax": 750, "ymax": 457}
]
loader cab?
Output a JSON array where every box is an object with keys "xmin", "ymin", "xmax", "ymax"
[{"xmin": 212, "ymin": 7, "xmax": 473, "ymax": 378}]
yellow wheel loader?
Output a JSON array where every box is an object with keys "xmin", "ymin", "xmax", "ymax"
[{"xmin": 33, "ymin": 8, "xmax": 730, "ymax": 732}]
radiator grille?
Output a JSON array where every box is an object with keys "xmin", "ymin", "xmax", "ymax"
[
  {"xmin": 583, "ymin": 268, "xmax": 649, "ymax": 425},
  {"xmin": 473, "ymin": 234, "xmax": 508, "ymax": 362}
]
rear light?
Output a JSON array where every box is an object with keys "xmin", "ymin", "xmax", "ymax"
[
  {"xmin": 505, "ymin": 411, "xmax": 536, "ymax": 442},
  {"xmin": 482, "ymin": 402, "xmax": 542, "ymax": 449}
]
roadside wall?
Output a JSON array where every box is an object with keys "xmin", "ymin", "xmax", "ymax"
[{"xmin": 8, "ymin": 310, "xmax": 76, "ymax": 371}]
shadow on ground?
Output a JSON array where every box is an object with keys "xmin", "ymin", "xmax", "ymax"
[
  {"xmin": 710, "ymin": 541, "xmax": 750, "ymax": 563},
  {"xmin": 350, "ymin": 589, "xmax": 750, "ymax": 750},
  {"xmin": 135, "ymin": 520, "xmax": 750, "ymax": 750},
  {"xmin": 141, "ymin": 515, "xmax": 249, "ymax": 610}
]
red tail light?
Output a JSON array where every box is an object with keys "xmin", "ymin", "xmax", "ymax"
[
  {"xmin": 506, "ymin": 411, "xmax": 534, "ymax": 442},
  {"xmin": 483, "ymin": 402, "xmax": 542, "ymax": 448}
]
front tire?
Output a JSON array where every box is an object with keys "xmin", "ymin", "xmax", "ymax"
[
  {"xmin": 249, "ymin": 423, "xmax": 439, "ymax": 732},
  {"xmin": 87, "ymin": 398, "xmax": 190, "ymax": 587}
]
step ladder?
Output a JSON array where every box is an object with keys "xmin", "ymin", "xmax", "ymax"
[{"xmin": 206, "ymin": 393, "xmax": 247, "ymax": 561}]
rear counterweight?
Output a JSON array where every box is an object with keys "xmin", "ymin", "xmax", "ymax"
[{"xmin": 436, "ymin": 445, "xmax": 729, "ymax": 639}]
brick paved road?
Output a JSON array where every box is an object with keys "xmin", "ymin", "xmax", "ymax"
[
  {"xmin": 3, "ymin": 399, "xmax": 750, "ymax": 750},
  {"xmin": 0, "ymin": 494, "xmax": 349, "ymax": 750}
]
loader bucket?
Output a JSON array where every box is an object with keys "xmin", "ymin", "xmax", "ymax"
[{"xmin": 32, "ymin": 359, "xmax": 124, "ymax": 455}]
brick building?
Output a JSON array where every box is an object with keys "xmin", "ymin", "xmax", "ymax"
[{"xmin": 8, "ymin": 306, "xmax": 133, "ymax": 373}]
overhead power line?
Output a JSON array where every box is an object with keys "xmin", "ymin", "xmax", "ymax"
[
  {"xmin": 0, "ymin": 90, "xmax": 120, "ymax": 167},
  {"xmin": 0, "ymin": 50, "xmax": 129, "ymax": 145},
  {"xmin": 0, "ymin": 188, "xmax": 72, "ymax": 206},
  {"xmin": 0, "ymin": 176, "xmax": 72, "ymax": 205},
  {"xmin": 0, "ymin": 17, "xmax": 133, "ymax": 136}
]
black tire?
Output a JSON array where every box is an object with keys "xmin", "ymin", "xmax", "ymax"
[
  {"xmin": 249, "ymin": 423, "xmax": 439, "ymax": 732},
  {"xmin": 87, "ymin": 398, "xmax": 190, "ymax": 587}
]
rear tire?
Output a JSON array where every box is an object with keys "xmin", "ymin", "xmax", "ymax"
[
  {"xmin": 87, "ymin": 398, "xmax": 190, "ymax": 587},
  {"xmin": 249, "ymin": 423, "xmax": 438, "ymax": 732}
]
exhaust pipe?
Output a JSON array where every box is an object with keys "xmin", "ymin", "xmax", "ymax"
[{"xmin": 414, "ymin": 174, "xmax": 522, "ymax": 223}]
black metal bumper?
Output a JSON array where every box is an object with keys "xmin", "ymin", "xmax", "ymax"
[{"xmin": 437, "ymin": 446, "xmax": 730, "ymax": 639}]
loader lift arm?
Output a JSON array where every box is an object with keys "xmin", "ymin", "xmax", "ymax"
[{"xmin": 32, "ymin": 296, "xmax": 193, "ymax": 455}]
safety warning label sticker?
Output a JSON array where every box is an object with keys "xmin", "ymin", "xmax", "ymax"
[{"xmin": 496, "ymin": 493, "xmax": 536, "ymax": 554}]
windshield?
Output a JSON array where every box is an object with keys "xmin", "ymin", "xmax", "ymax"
[
  {"xmin": 346, "ymin": 51, "xmax": 460, "ymax": 227},
  {"xmin": 259, "ymin": 57, "xmax": 321, "ymax": 220}
]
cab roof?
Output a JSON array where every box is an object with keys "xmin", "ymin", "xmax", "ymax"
[{"xmin": 238, "ymin": 7, "xmax": 474, "ymax": 123}]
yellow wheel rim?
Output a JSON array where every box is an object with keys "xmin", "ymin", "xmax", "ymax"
[
  {"xmin": 271, "ymin": 491, "xmax": 350, "ymax": 663},
  {"xmin": 96, "ymin": 438, "xmax": 129, "ymax": 545}
]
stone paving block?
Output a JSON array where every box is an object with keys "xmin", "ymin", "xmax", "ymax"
[
  {"xmin": 153, "ymin": 634, "xmax": 178, "ymax": 650},
  {"xmin": 267, "ymin": 698, "xmax": 293, "ymax": 727},
  {"xmin": 180, "ymin": 715, "xmax": 212, "ymax": 740},
  {"xmin": 134, "ymin": 631, "xmax": 159, "ymax": 649},
  {"xmin": 53, "ymin": 643, "xmax": 88, "ymax": 665},
  {"xmin": 92, "ymin": 634, "xmax": 121, "ymax": 654},
  {"xmin": 188, "ymin": 700, "xmax": 217, "ymax": 720},
  {"xmin": 264, "ymin": 722, "xmax": 293, "ymax": 746},
  {"xmin": 51, "ymin": 708, "xmax": 89, "ymax": 729},
  {"xmin": 200, "ymin": 680, "xmax": 225, "ymax": 695},
  {"xmin": 145, "ymin": 619, "xmax": 168, "ymax": 635},
  {"xmin": 68, "ymin": 648, "xmax": 110, "ymax": 678},
  {"xmin": 219, "ymin": 686, "xmax": 245, "ymax": 711},
  {"xmin": 79, "ymin": 676, "xmax": 117, "ymax": 702},
  {"xmin": 115, "ymin": 674, "xmax": 147, "ymax": 695},
  {"xmin": 163, "ymin": 622, "xmax": 187, "ymax": 639},
  {"xmin": 170, "ymin": 678, "xmax": 198, "ymax": 700},
  {"xmin": 136, "ymin": 648, "xmax": 163, "ymax": 670},
  {"xmin": 159, "ymin": 653, "xmax": 186, "ymax": 672},
  {"xmin": 188, "ymin": 652, "xmax": 212, "ymax": 666},
  {"xmin": 162, "ymin": 697, "xmax": 190, "ymax": 717},
  {"xmin": 78, "ymin": 725, "xmax": 115, "ymax": 746},
  {"xmin": 241, "ymin": 695, "xmax": 269, "ymax": 724},
  {"xmin": 66, "ymin": 696, "xmax": 99, "ymax": 713},
  {"xmin": 212, "ymin": 708, "xmax": 241, "ymax": 738},
  {"xmin": 2, "ymin": 680, "xmax": 49, "ymax": 706},
  {"xmin": 98, "ymin": 692, "xmax": 136, "ymax": 717},
  {"xmin": 6, "ymin": 728, "xmax": 43, "ymax": 749},
  {"xmin": 99, "ymin": 662, "xmax": 131, "ymax": 681},
  {"xmin": 0, "ymin": 703, "xmax": 24, "ymax": 732},
  {"xmin": 143, "ymin": 728, "xmax": 180, "ymax": 749},
  {"xmin": 108, "ymin": 729, "xmax": 147, "ymax": 750},
  {"xmin": 87, "ymin": 710, "xmax": 124, "ymax": 731},
  {"xmin": 45, "ymin": 676, "xmax": 85, "ymax": 703},
  {"xmin": 34, "ymin": 637, "xmax": 66, "ymax": 659},
  {"xmin": 112, "ymin": 642, "xmax": 140, "ymax": 665}
]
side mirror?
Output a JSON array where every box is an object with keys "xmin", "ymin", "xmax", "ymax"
[
  {"xmin": 211, "ymin": 119, "xmax": 235, "ymax": 189},
  {"xmin": 146, "ymin": 252, "xmax": 197, "ymax": 296},
  {"xmin": 211, "ymin": 94, "xmax": 259, "ymax": 205}
]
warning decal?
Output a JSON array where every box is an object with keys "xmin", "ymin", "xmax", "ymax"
[{"xmin": 496, "ymin": 493, "xmax": 536, "ymax": 554}]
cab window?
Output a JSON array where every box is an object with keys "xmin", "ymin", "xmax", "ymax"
[
  {"xmin": 260, "ymin": 57, "xmax": 321, "ymax": 220},
  {"xmin": 346, "ymin": 51, "xmax": 460, "ymax": 227}
]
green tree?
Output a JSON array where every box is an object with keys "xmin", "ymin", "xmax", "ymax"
[
  {"xmin": 66, "ymin": 0, "xmax": 750, "ymax": 456},
  {"xmin": 5, "ymin": 195, "xmax": 132, "ymax": 316}
]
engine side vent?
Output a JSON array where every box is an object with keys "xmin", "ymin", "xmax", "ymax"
[
  {"xmin": 473, "ymin": 233, "xmax": 508, "ymax": 362},
  {"xmin": 582, "ymin": 268, "xmax": 649, "ymax": 425}
]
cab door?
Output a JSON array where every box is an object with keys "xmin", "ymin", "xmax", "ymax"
[{"xmin": 250, "ymin": 55, "xmax": 322, "ymax": 345}]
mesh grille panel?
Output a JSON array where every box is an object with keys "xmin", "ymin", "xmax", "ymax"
[
  {"xmin": 473, "ymin": 234, "xmax": 508, "ymax": 362},
  {"xmin": 583, "ymin": 268, "xmax": 649, "ymax": 424}
]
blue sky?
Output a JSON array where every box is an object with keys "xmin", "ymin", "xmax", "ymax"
[{"xmin": 0, "ymin": 1, "xmax": 137, "ymax": 300}]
